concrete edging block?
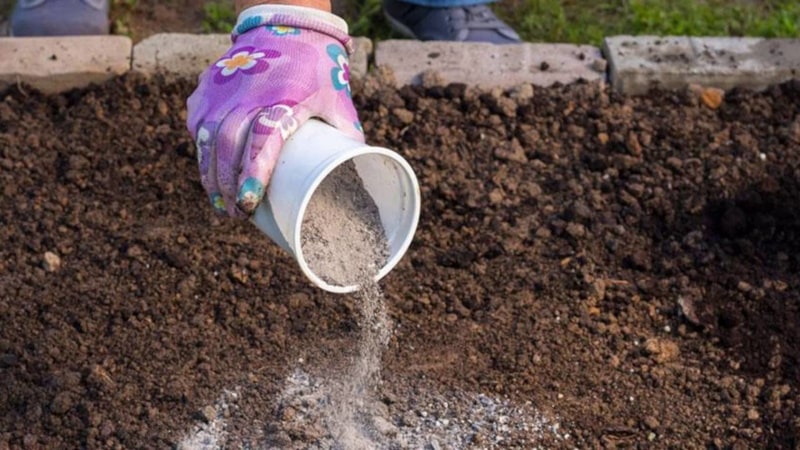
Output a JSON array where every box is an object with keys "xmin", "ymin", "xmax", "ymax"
[
  {"xmin": 604, "ymin": 35, "xmax": 800, "ymax": 95},
  {"xmin": 349, "ymin": 36, "xmax": 372, "ymax": 80},
  {"xmin": 2, "ymin": 32, "xmax": 798, "ymax": 96},
  {"xmin": 131, "ymin": 33, "xmax": 372, "ymax": 81},
  {"xmin": 374, "ymin": 40, "xmax": 606, "ymax": 89},
  {"xmin": 132, "ymin": 33, "xmax": 231, "ymax": 79},
  {"xmin": 0, "ymin": 35, "xmax": 131, "ymax": 94}
]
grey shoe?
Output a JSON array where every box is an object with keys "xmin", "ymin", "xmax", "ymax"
[
  {"xmin": 11, "ymin": 0, "xmax": 109, "ymax": 36},
  {"xmin": 383, "ymin": 0, "xmax": 520, "ymax": 44}
]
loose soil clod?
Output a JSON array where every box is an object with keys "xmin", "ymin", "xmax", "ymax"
[{"xmin": 1, "ymin": 74, "xmax": 799, "ymax": 448}]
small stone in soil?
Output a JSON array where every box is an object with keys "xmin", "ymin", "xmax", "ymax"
[{"xmin": 43, "ymin": 251, "xmax": 61, "ymax": 272}]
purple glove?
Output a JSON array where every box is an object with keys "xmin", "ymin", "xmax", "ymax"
[{"xmin": 187, "ymin": 5, "xmax": 363, "ymax": 217}]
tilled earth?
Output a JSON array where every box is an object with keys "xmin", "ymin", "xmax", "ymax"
[{"xmin": 1, "ymin": 73, "xmax": 799, "ymax": 449}]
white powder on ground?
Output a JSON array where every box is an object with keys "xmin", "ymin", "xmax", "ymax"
[
  {"xmin": 177, "ymin": 390, "xmax": 240, "ymax": 450},
  {"xmin": 301, "ymin": 160, "xmax": 392, "ymax": 449},
  {"xmin": 268, "ymin": 369, "xmax": 566, "ymax": 449},
  {"xmin": 177, "ymin": 374, "xmax": 567, "ymax": 449}
]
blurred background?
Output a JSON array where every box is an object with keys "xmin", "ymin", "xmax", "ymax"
[{"xmin": 0, "ymin": 0, "xmax": 798, "ymax": 44}]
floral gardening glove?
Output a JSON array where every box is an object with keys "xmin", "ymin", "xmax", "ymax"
[{"xmin": 187, "ymin": 5, "xmax": 362, "ymax": 217}]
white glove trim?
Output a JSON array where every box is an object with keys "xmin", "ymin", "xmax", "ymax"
[{"xmin": 236, "ymin": 4, "xmax": 348, "ymax": 35}]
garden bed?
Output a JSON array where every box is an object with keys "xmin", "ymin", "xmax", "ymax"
[{"xmin": 0, "ymin": 74, "xmax": 799, "ymax": 448}]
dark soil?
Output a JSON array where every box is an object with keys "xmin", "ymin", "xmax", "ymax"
[
  {"xmin": 1, "ymin": 73, "xmax": 799, "ymax": 449},
  {"xmin": 109, "ymin": 0, "xmax": 208, "ymax": 42}
]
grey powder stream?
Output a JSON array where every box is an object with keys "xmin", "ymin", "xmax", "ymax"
[{"xmin": 301, "ymin": 160, "xmax": 392, "ymax": 449}]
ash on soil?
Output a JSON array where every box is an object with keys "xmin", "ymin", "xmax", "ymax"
[{"xmin": 1, "ymin": 74, "xmax": 799, "ymax": 449}]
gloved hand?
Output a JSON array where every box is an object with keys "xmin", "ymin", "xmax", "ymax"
[{"xmin": 187, "ymin": 5, "xmax": 363, "ymax": 217}]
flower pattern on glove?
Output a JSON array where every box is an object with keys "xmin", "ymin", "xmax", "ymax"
[
  {"xmin": 253, "ymin": 103, "xmax": 299, "ymax": 142},
  {"xmin": 327, "ymin": 44, "xmax": 351, "ymax": 97},
  {"xmin": 213, "ymin": 46, "xmax": 281, "ymax": 83}
]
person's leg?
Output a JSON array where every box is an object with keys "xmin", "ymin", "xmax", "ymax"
[
  {"xmin": 383, "ymin": 0, "xmax": 519, "ymax": 44},
  {"xmin": 10, "ymin": 0, "xmax": 109, "ymax": 37}
]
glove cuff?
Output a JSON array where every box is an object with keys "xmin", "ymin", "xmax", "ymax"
[{"xmin": 233, "ymin": 5, "xmax": 353, "ymax": 54}]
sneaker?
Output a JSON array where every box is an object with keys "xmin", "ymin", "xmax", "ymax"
[
  {"xmin": 383, "ymin": 0, "xmax": 520, "ymax": 44},
  {"xmin": 11, "ymin": 0, "xmax": 109, "ymax": 37}
]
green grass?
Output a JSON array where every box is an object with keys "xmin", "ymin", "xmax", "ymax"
[
  {"xmin": 349, "ymin": 0, "xmax": 396, "ymax": 40},
  {"xmin": 342, "ymin": 0, "xmax": 800, "ymax": 45},
  {"xmin": 494, "ymin": 0, "xmax": 800, "ymax": 44},
  {"xmin": 0, "ymin": 0, "xmax": 13, "ymax": 20},
  {"xmin": 202, "ymin": 0, "xmax": 237, "ymax": 33},
  {"xmin": 110, "ymin": 0, "xmax": 138, "ymax": 37},
  {"xmin": 1, "ymin": 0, "xmax": 796, "ymax": 44},
  {"xmin": 624, "ymin": 0, "xmax": 800, "ymax": 38}
]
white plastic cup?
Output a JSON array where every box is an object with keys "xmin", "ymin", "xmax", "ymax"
[{"xmin": 250, "ymin": 119, "xmax": 421, "ymax": 293}]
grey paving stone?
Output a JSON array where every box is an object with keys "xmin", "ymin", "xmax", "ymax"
[
  {"xmin": 132, "ymin": 33, "xmax": 371, "ymax": 80},
  {"xmin": 604, "ymin": 36, "xmax": 800, "ymax": 95},
  {"xmin": 374, "ymin": 40, "xmax": 605, "ymax": 88},
  {"xmin": 349, "ymin": 36, "xmax": 372, "ymax": 80},
  {"xmin": 0, "ymin": 35, "xmax": 131, "ymax": 94},
  {"xmin": 132, "ymin": 33, "xmax": 230, "ymax": 79}
]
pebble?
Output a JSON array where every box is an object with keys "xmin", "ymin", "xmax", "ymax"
[
  {"xmin": 520, "ymin": 181, "xmax": 542, "ymax": 199},
  {"xmin": 493, "ymin": 139, "xmax": 528, "ymax": 163},
  {"xmin": 566, "ymin": 222, "xmax": 586, "ymax": 238},
  {"xmin": 666, "ymin": 156, "xmax": 683, "ymax": 170},
  {"xmin": 626, "ymin": 131, "xmax": 643, "ymax": 155},
  {"xmin": 495, "ymin": 97, "xmax": 518, "ymax": 117},
  {"xmin": 156, "ymin": 99, "xmax": 169, "ymax": 116},
  {"xmin": 644, "ymin": 338, "xmax": 680, "ymax": 363},
  {"xmin": 643, "ymin": 415, "xmax": 660, "ymax": 430},
  {"xmin": 508, "ymin": 83, "xmax": 534, "ymax": 101},
  {"xmin": 627, "ymin": 183, "xmax": 646, "ymax": 197},
  {"xmin": 571, "ymin": 201, "xmax": 592, "ymax": 219},
  {"xmin": 488, "ymin": 188, "xmax": 504, "ymax": 205},
  {"xmin": 43, "ymin": 251, "xmax": 61, "ymax": 272},
  {"xmin": 700, "ymin": 87, "xmax": 725, "ymax": 109},
  {"xmin": 229, "ymin": 265, "xmax": 249, "ymax": 284},
  {"xmin": 392, "ymin": 108, "xmax": 415, "ymax": 125}
]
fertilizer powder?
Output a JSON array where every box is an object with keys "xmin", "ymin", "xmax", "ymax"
[{"xmin": 301, "ymin": 160, "xmax": 392, "ymax": 448}]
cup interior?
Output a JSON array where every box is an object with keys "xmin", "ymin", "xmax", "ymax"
[{"xmin": 294, "ymin": 148, "xmax": 420, "ymax": 293}]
